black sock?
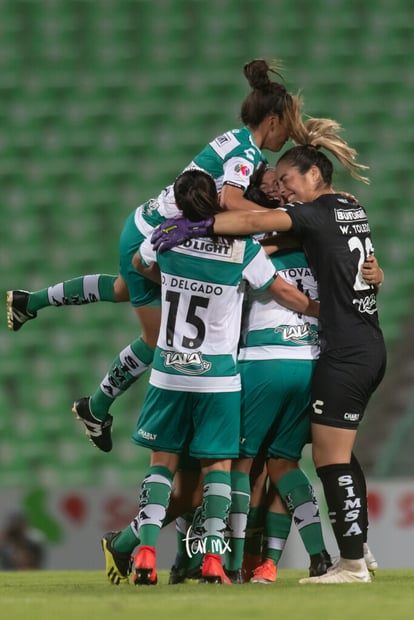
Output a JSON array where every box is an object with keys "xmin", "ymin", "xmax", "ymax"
[
  {"xmin": 351, "ymin": 453, "xmax": 368, "ymax": 543},
  {"xmin": 316, "ymin": 463, "xmax": 365, "ymax": 560}
]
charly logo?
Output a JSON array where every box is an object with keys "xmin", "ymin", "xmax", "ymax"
[
  {"xmin": 274, "ymin": 323, "xmax": 319, "ymax": 345},
  {"xmin": 137, "ymin": 428, "xmax": 157, "ymax": 441},
  {"xmin": 353, "ymin": 293, "xmax": 377, "ymax": 315},
  {"xmin": 344, "ymin": 412, "xmax": 360, "ymax": 422},
  {"xmin": 161, "ymin": 351, "xmax": 211, "ymax": 375},
  {"xmin": 312, "ymin": 399, "xmax": 324, "ymax": 415}
]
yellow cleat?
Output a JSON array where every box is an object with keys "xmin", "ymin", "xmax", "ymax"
[{"xmin": 101, "ymin": 532, "xmax": 131, "ymax": 585}]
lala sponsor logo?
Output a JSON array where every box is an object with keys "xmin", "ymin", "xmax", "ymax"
[
  {"xmin": 352, "ymin": 293, "xmax": 377, "ymax": 315},
  {"xmin": 274, "ymin": 323, "xmax": 319, "ymax": 345},
  {"xmin": 161, "ymin": 351, "xmax": 212, "ymax": 375}
]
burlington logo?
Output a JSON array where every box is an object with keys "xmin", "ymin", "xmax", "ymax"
[{"xmin": 161, "ymin": 351, "xmax": 211, "ymax": 375}]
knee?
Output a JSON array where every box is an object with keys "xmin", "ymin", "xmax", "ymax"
[{"xmin": 114, "ymin": 277, "xmax": 130, "ymax": 302}]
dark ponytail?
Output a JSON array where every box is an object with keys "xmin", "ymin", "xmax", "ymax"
[{"xmin": 240, "ymin": 59, "xmax": 303, "ymax": 138}]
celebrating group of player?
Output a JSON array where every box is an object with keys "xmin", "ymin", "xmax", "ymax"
[{"xmin": 7, "ymin": 59, "xmax": 386, "ymax": 585}]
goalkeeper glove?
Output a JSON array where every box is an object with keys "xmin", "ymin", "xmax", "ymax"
[{"xmin": 151, "ymin": 216, "xmax": 215, "ymax": 253}]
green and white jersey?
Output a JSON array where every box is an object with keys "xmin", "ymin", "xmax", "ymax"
[
  {"xmin": 133, "ymin": 126, "xmax": 267, "ymax": 237},
  {"xmin": 239, "ymin": 250, "xmax": 320, "ymax": 362},
  {"xmin": 139, "ymin": 235, "xmax": 276, "ymax": 392},
  {"xmin": 189, "ymin": 126, "xmax": 267, "ymax": 193}
]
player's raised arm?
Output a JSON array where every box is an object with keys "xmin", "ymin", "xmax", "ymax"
[
  {"xmin": 212, "ymin": 207, "xmax": 293, "ymax": 236},
  {"xmin": 151, "ymin": 208, "xmax": 293, "ymax": 252},
  {"xmin": 269, "ymin": 274, "xmax": 319, "ymax": 318}
]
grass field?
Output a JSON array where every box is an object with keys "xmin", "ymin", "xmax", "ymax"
[{"xmin": 1, "ymin": 569, "xmax": 414, "ymax": 620}]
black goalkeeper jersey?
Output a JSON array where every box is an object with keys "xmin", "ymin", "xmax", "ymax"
[{"xmin": 283, "ymin": 194, "xmax": 384, "ymax": 352}]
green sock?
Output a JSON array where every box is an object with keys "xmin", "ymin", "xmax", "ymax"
[
  {"xmin": 113, "ymin": 525, "xmax": 139, "ymax": 555},
  {"xmin": 112, "ymin": 506, "xmax": 184, "ymax": 553},
  {"xmin": 138, "ymin": 466, "xmax": 173, "ymax": 548},
  {"xmin": 180, "ymin": 507, "xmax": 204, "ymax": 574},
  {"xmin": 186, "ymin": 550, "xmax": 203, "ymax": 574},
  {"xmin": 202, "ymin": 470, "xmax": 232, "ymax": 555},
  {"xmin": 89, "ymin": 337, "xmax": 154, "ymax": 419},
  {"xmin": 264, "ymin": 512, "xmax": 292, "ymax": 565},
  {"xmin": 226, "ymin": 470, "xmax": 250, "ymax": 571},
  {"xmin": 175, "ymin": 506, "xmax": 203, "ymax": 575},
  {"xmin": 277, "ymin": 469, "xmax": 326, "ymax": 556},
  {"xmin": 244, "ymin": 505, "xmax": 266, "ymax": 556},
  {"xmin": 27, "ymin": 274, "xmax": 118, "ymax": 312},
  {"xmin": 114, "ymin": 467, "xmax": 174, "ymax": 554}
]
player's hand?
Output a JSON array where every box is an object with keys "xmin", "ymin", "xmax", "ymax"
[
  {"xmin": 361, "ymin": 254, "xmax": 384, "ymax": 287},
  {"xmin": 151, "ymin": 216, "xmax": 215, "ymax": 253}
]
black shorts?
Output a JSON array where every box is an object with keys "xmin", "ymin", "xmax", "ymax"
[{"xmin": 310, "ymin": 338, "xmax": 387, "ymax": 430}]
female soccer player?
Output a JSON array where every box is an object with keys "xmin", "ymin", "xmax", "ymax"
[{"xmin": 226, "ymin": 180, "xmax": 330, "ymax": 585}]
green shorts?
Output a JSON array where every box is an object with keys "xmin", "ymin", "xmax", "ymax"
[
  {"xmin": 132, "ymin": 386, "xmax": 241, "ymax": 459},
  {"xmin": 239, "ymin": 358, "xmax": 315, "ymax": 461},
  {"xmin": 119, "ymin": 209, "xmax": 161, "ymax": 307}
]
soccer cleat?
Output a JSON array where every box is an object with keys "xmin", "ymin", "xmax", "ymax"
[
  {"xmin": 184, "ymin": 564, "xmax": 202, "ymax": 582},
  {"xmin": 168, "ymin": 564, "xmax": 186, "ymax": 584},
  {"xmin": 309, "ymin": 549, "xmax": 333, "ymax": 577},
  {"xmin": 299, "ymin": 562, "xmax": 371, "ymax": 584},
  {"xmin": 72, "ymin": 397, "xmax": 113, "ymax": 452},
  {"xmin": 200, "ymin": 553, "xmax": 232, "ymax": 584},
  {"xmin": 101, "ymin": 531, "xmax": 132, "ymax": 585},
  {"xmin": 6, "ymin": 290, "xmax": 37, "ymax": 331},
  {"xmin": 224, "ymin": 568, "xmax": 244, "ymax": 584},
  {"xmin": 250, "ymin": 559, "xmax": 278, "ymax": 584},
  {"xmin": 242, "ymin": 553, "xmax": 262, "ymax": 582},
  {"xmin": 363, "ymin": 543, "xmax": 378, "ymax": 574},
  {"xmin": 133, "ymin": 546, "xmax": 158, "ymax": 585},
  {"xmin": 168, "ymin": 563, "xmax": 202, "ymax": 584}
]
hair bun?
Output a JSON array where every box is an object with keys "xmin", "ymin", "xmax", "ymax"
[{"xmin": 244, "ymin": 59, "xmax": 273, "ymax": 91}]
